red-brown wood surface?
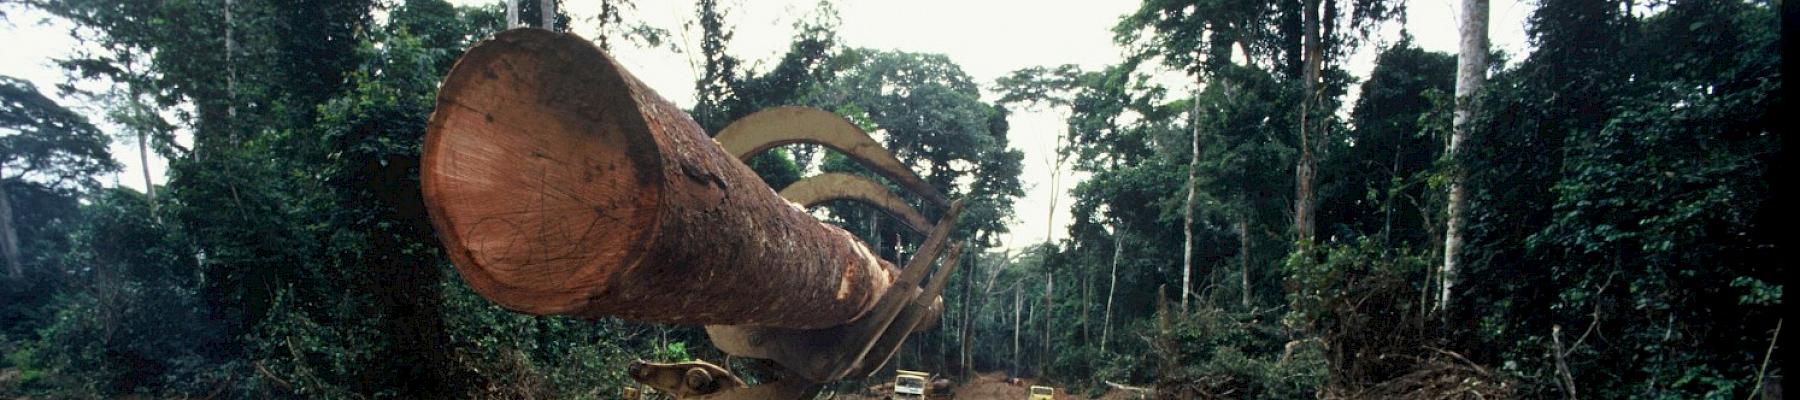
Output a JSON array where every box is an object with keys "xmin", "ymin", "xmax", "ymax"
[{"xmin": 422, "ymin": 29, "xmax": 893, "ymax": 329}]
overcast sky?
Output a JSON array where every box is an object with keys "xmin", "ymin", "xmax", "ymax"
[{"xmin": 1, "ymin": 0, "xmax": 1532, "ymax": 250}]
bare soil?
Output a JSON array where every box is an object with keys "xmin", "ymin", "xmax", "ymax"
[{"xmin": 824, "ymin": 371, "xmax": 1146, "ymax": 400}]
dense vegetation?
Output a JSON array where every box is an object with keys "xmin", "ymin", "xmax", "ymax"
[{"xmin": 0, "ymin": 0, "xmax": 1782, "ymax": 398}]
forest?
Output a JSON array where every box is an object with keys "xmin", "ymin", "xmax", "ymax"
[{"xmin": 0, "ymin": 0, "xmax": 1785, "ymax": 398}]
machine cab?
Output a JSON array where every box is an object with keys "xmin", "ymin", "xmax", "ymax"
[{"xmin": 894, "ymin": 370, "xmax": 930, "ymax": 399}]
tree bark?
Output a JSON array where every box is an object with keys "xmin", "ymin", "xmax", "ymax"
[
  {"xmin": 1296, "ymin": 0, "xmax": 1322, "ymax": 244},
  {"xmin": 1101, "ymin": 221, "xmax": 1123, "ymax": 353},
  {"xmin": 1012, "ymin": 286, "xmax": 1022, "ymax": 375},
  {"xmin": 125, "ymin": 61, "xmax": 158, "ymax": 216},
  {"xmin": 422, "ymin": 29, "xmax": 895, "ymax": 329},
  {"xmin": 1182, "ymin": 80, "xmax": 1201, "ymax": 312},
  {"xmin": 1041, "ymin": 274, "xmax": 1052, "ymax": 374},
  {"xmin": 1041, "ymin": 146, "xmax": 1063, "ymax": 373},
  {"xmin": 1442, "ymin": 0, "xmax": 1489, "ymax": 314},
  {"xmin": 506, "ymin": 0, "xmax": 520, "ymax": 28},
  {"xmin": 224, "ymin": 0, "xmax": 236, "ymax": 148},
  {"xmin": 1080, "ymin": 252, "xmax": 1090, "ymax": 345},
  {"xmin": 138, "ymin": 126, "xmax": 155, "ymax": 210},
  {"xmin": 1239, "ymin": 217, "xmax": 1251, "ymax": 309},
  {"xmin": 959, "ymin": 251, "xmax": 975, "ymax": 378},
  {"xmin": 539, "ymin": 0, "xmax": 553, "ymax": 30},
  {"xmin": 0, "ymin": 168, "xmax": 19, "ymax": 281}
]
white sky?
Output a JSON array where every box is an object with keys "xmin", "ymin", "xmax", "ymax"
[{"xmin": 1, "ymin": 0, "xmax": 1531, "ymax": 250}]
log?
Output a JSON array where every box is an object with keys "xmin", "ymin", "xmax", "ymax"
[{"xmin": 421, "ymin": 29, "xmax": 894, "ymax": 329}]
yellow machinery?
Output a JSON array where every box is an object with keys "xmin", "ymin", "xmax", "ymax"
[
  {"xmin": 1029, "ymin": 385, "xmax": 1055, "ymax": 400},
  {"xmin": 423, "ymin": 28, "xmax": 964, "ymax": 400},
  {"xmin": 893, "ymin": 370, "xmax": 929, "ymax": 399}
]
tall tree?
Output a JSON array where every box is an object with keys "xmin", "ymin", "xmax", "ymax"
[
  {"xmin": 1, "ymin": 75, "xmax": 118, "ymax": 281},
  {"xmin": 1440, "ymin": 0, "xmax": 1488, "ymax": 314},
  {"xmin": 1318, "ymin": 39, "xmax": 1454, "ymax": 248},
  {"xmin": 1182, "ymin": 89, "xmax": 1200, "ymax": 310},
  {"xmin": 1480, "ymin": 0, "xmax": 1779, "ymax": 396},
  {"xmin": 1295, "ymin": 0, "xmax": 1322, "ymax": 244},
  {"xmin": 1116, "ymin": 0, "xmax": 1266, "ymax": 309},
  {"xmin": 815, "ymin": 49, "xmax": 1023, "ymax": 252},
  {"xmin": 1117, "ymin": 0, "xmax": 1399, "ymax": 308},
  {"xmin": 691, "ymin": 0, "xmax": 740, "ymax": 132},
  {"xmin": 538, "ymin": 0, "xmax": 549, "ymax": 28},
  {"xmin": 505, "ymin": 0, "xmax": 518, "ymax": 28}
]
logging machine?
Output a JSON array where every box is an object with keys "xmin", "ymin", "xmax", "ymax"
[{"xmin": 420, "ymin": 28, "xmax": 965, "ymax": 399}]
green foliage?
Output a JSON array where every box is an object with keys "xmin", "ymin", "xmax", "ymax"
[
  {"xmin": 1284, "ymin": 239, "xmax": 1442, "ymax": 392},
  {"xmin": 1153, "ymin": 308, "xmax": 1325, "ymax": 398},
  {"xmin": 686, "ymin": 0, "xmax": 835, "ymax": 187},
  {"xmin": 2, "ymin": 0, "xmax": 1783, "ymax": 398},
  {"xmin": 1453, "ymin": 0, "xmax": 1782, "ymax": 398},
  {"xmin": 813, "ymin": 48, "xmax": 1024, "ymax": 250},
  {"xmin": 1318, "ymin": 40, "xmax": 1455, "ymax": 247},
  {"xmin": 10, "ymin": 189, "xmax": 223, "ymax": 398},
  {"xmin": 440, "ymin": 279, "xmax": 647, "ymax": 399},
  {"xmin": 1, "ymin": 76, "xmax": 119, "ymax": 187}
]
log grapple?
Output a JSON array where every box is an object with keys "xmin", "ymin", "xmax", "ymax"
[{"xmin": 421, "ymin": 29, "xmax": 964, "ymax": 399}]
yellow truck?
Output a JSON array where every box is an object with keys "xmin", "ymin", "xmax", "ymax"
[
  {"xmin": 893, "ymin": 370, "xmax": 930, "ymax": 400},
  {"xmin": 1028, "ymin": 385, "xmax": 1055, "ymax": 400}
]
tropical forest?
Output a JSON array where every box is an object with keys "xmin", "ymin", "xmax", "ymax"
[{"xmin": 0, "ymin": 0, "xmax": 1785, "ymax": 398}]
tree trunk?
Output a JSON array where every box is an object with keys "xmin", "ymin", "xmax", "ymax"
[
  {"xmin": 224, "ymin": 0, "xmax": 236, "ymax": 148},
  {"xmin": 1044, "ymin": 149, "xmax": 1051, "ymax": 374},
  {"xmin": 1182, "ymin": 81, "xmax": 1201, "ymax": 312},
  {"xmin": 960, "ymin": 251, "xmax": 975, "ymax": 378},
  {"xmin": 1238, "ymin": 216, "xmax": 1251, "ymax": 309},
  {"xmin": 1102, "ymin": 221, "xmax": 1123, "ymax": 353},
  {"xmin": 539, "ymin": 0, "xmax": 553, "ymax": 30},
  {"xmin": 1012, "ymin": 286, "xmax": 1022, "ymax": 375},
  {"xmin": 422, "ymin": 29, "xmax": 895, "ymax": 329},
  {"xmin": 128, "ymin": 73, "xmax": 157, "ymax": 216},
  {"xmin": 1296, "ymin": 0, "xmax": 1322, "ymax": 244},
  {"xmin": 1383, "ymin": 136, "xmax": 1403, "ymax": 245},
  {"xmin": 1041, "ymin": 275, "xmax": 1052, "ymax": 375},
  {"xmin": 1080, "ymin": 253, "xmax": 1090, "ymax": 345},
  {"xmin": 0, "ymin": 168, "xmax": 20, "ymax": 281},
  {"xmin": 139, "ymin": 129, "xmax": 156, "ymax": 213},
  {"xmin": 506, "ymin": 0, "xmax": 520, "ymax": 28},
  {"xmin": 1442, "ymin": 0, "xmax": 1489, "ymax": 314}
]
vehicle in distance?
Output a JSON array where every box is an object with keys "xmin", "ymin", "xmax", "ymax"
[{"xmin": 893, "ymin": 370, "xmax": 930, "ymax": 399}]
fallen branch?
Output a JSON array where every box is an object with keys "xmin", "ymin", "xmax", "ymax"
[
  {"xmin": 1104, "ymin": 380, "xmax": 1153, "ymax": 393},
  {"xmin": 253, "ymin": 361, "xmax": 293, "ymax": 392},
  {"xmin": 1747, "ymin": 318, "xmax": 1781, "ymax": 400},
  {"xmin": 1552, "ymin": 325, "xmax": 1577, "ymax": 400}
]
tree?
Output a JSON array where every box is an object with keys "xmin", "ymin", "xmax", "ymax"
[
  {"xmin": 1439, "ymin": 0, "xmax": 1488, "ymax": 315},
  {"xmin": 1115, "ymin": 0, "xmax": 1401, "ymax": 308},
  {"xmin": 1446, "ymin": 0, "xmax": 1782, "ymax": 397},
  {"xmin": 591, "ymin": 0, "xmax": 670, "ymax": 52},
  {"xmin": 1189, "ymin": 65, "xmax": 1299, "ymax": 309},
  {"xmin": 1295, "ymin": 0, "xmax": 1321, "ymax": 244},
  {"xmin": 691, "ymin": 0, "xmax": 741, "ymax": 133},
  {"xmin": 1318, "ymin": 39, "xmax": 1454, "ymax": 248},
  {"xmin": 101, "ymin": 62, "xmax": 175, "ymax": 216},
  {"xmin": 813, "ymin": 49, "xmax": 1023, "ymax": 251},
  {"xmin": 1115, "ymin": 0, "xmax": 1270, "ymax": 310},
  {"xmin": 1, "ymin": 75, "xmax": 118, "ymax": 281}
]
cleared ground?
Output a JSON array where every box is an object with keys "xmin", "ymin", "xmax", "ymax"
[{"xmin": 825, "ymin": 371, "xmax": 1147, "ymax": 400}]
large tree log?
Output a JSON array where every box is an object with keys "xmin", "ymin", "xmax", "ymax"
[{"xmin": 422, "ymin": 29, "xmax": 894, "ymax": 329}]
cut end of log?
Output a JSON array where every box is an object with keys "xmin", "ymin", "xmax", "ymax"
[
  {"xmin": 422, "ymin": 29, "xmax": 896, "ymax": 329},
  {"xmin": 423, "ymin": 29, "xmax": 664, "ymax": 315}
]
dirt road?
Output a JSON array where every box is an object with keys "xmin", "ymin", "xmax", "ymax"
[{"xmin": 824, "ymin": 372, "xmax": 1147, "ymax": 400}]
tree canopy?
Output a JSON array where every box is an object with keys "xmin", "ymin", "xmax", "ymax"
[{"xmin": 0, "ymin": 0, "xmax": 1782, "ymax": 398}]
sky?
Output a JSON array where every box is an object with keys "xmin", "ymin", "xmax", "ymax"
[{"xmin": 1, "ymin": 0, "xmax": 1532, "ymax": 250}]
